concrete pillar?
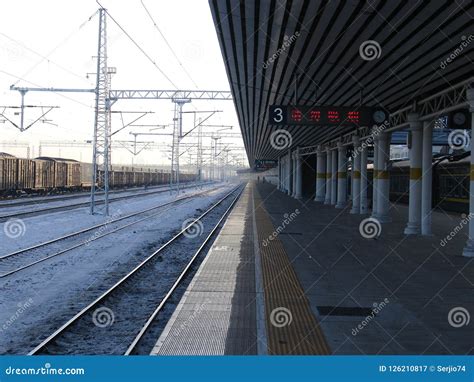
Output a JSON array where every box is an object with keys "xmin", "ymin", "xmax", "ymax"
[
  {"xmin": 360, "ymin": 141, "xmax": 368, "ymax": 214},
  {"xmin": 277, "ymin": 157, "xmax": 281, "ymax": 191},
  {"xmin": 291, "ymin": 152, "xmax": 296, "ymax": 198},
  {"xmin": 295, "ymin": 148, "xmax": 302, "ymax": 199},
  {"xmin": 331, "ymin": 149, "xmax": 337, "ymax": 205},
  {"xmin": 463, "ymin": 88, "xmax": 474, "ymax": 257},
  {"xmin": 315, "ymin": 146, "xmax": 326, "ymax": 202},
  {"xmin": 324, "ymin": 148, "xmax": 332, "ymax": 205},
  {"xmin": 286, "ymin": 152, "xmax": 292, "ymax": 196},
  {"xmin": 350, "ymin": 136, "xmax": 361, "ymax": 214},
  {"xmin": 336, "ymin": 142, "xmax": 347, "ymax": 208},
  {"xmin": 421, "ymin": 120, "xmax": 433, "ymax": 235},
  {"xmin": 375, "ymin": 132, "xmax": 391, "ymax": 223},
  {"xmin": 404, "ymin": 113, "xmax": 423, "ymax": 235},
  {"xmin": 371, "ymin": 136, "xmax": 379, "ymax": 218}
]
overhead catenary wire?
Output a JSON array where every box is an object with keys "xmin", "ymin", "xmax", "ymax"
[
  {"xmin": 96, "ymin": 0, "xmax": 179, "ymax": 89},
  {"xmin": 140, "ymin": 0, "xmax": 199, "ymax": 90},
  {"xmin": 3, "ymin": 10, "xmax": 99, "ymax": 86}
]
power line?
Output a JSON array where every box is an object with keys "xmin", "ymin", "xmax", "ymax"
[
  {"xmin": 1, "ymin": 11, "xmax": 98, "ymax": 86},
  {"xmin": 140, "ymin": 0, "xmax": 199, "ymax": 89},
  {"xmin": 96, "ymin": 0, "xmax": 178, "ymax": 89}
]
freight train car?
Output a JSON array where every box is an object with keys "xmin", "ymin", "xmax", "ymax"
[
  {"xmin": 364, "ymin": 154, "xmax": 470, "ymax": 214},
  {"xmin": 0, "ymin": 154, "xmax": 198, "ymax": 198},
  {"xmin": 0, "ymin": 153, "xmax": 35, "ymax": 196}
]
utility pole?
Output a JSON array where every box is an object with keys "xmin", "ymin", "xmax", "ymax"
[
  {"xmin": 91, "ymin": 8, "xmax": 110, "ymax": 214},
  {"xmin": 170, "ymin": 98, "xmax": 191, "ymax": 194}
]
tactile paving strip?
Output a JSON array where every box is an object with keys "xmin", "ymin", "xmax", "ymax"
[
  {"xmin": 151, "ymin": 185, "xmax": 258, "ymax": 355},
  {"xmin": 253, "ymin": 185, "xmax": 331, "ymax": 355}
]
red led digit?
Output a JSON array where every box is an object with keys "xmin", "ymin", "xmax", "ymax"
[
  {"xmin": 347, "ymin": 111, "xmax": 360, "ymax": 123},
  {"xmin": 327, "ymin": 110, "xmax": 340, "ymax": 123},
  {"xmin": 291, "ymin": 108, "xmax": 303, "ymax": 122},
  {"xmin": 309, "ymin": 110, "xmax": 321, "ymax": 122}
]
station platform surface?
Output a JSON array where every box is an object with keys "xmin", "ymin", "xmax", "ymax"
[{"xmin": 152, "ymin": 182, "xmax": 473, "ymax": 355}]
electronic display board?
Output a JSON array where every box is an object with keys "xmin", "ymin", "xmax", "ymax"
[{"xmin": 269, "ymin": 105, "xmax": 388, "ymax": 126}]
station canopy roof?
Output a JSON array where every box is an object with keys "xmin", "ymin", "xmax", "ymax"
[{"xmin": 209, "ymin": 0, "xmax": 473, "ymax": 165}]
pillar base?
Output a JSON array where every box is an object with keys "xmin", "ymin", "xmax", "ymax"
[
  {"xmin": 335, "ymin": 202, "xmax": 346, "ymax": 209},
  {"xmin": 404, "ymin": 222, "xmax": 420, "ymax": 235},
  {"xmin": 315, "ymin": 195, "xmax": 325, "ymax": 202},
  {"xmin": 324, "ymin": 198, "xmax": 331, "ymax": 205},
  {"xmin": 372, "ymin": 213, "xmax": 391, "ymax": 223},
  {"xmin": 462, "ymin": 240, "xmax": 474, "ymax": 257},
  {"xmin": 295, "ymin": 194, "xmax": 302, "ymax": 200},
  {"xmin": 350, "ymin": 205, "xmax": 360, "ymax": 214}
]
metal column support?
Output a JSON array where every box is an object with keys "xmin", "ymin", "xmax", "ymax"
[
  {"xmin": 324, "ymin": 148, "xmax": 332, "ymax": 205},
  {"xmin": 295, "ymin": 148, "xmax": 302, "ymax": 199},
  {"xmin": 421, "ymin": 120, "xmax": 433, "ymax": 235},
  {"xmin": 404, "ymin": 113, "xmax": 423, "ymax": 235},
  {"xmin": 331, "ymin": 149, "xmax": 337, "ymax": 205},
  {"xmin": 371, "ymin": 135, "xmax": 380, "ymax": 218},
  {"xmin": 315, "ymin": 145, "xmax": 326, "ymax": 202},
  {"xmin": 336, "ymin": 142, "xmax": 347, "ymax": 208},
  {"xmin": 90, "ymin": 8, "xmax": 112, "ymax": 216},
  {"xmin": 360, "ymin": 142, "xmax": 368, "ymax": 214},
  {"xmin": 463, "ymin": 88, "xmax": 474, "ymax": 257},
  {"xmin": 277, "ymin": 157, "xmax": 281, "ymax": 191},
  {"xmin": 287, "ymin": 151, "xmax": 292, "ymax": 196},
  {"xmin": 290, "ymin": 152, "xmax": 294, "ymax": 196},
  {"xmin": 350, "ymin": 136, "xmax": 361, "ymax": 214},
  {"xmin": 376, "ymin": 132, "xmax": 391, "ymax": 223}
]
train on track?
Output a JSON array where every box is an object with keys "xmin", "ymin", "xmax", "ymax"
[
  {"xmin": 353, "ymin": 153, "xmax": 469, "ymax": 214},
  {"xmin": 0, "ymin": 153, "xmax": 196, "ymax": 197}
]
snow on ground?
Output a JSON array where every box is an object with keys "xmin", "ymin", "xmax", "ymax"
[
  {"xmin": 0, "ymin": 182, "xmax": 237, "ymax": 354},
  {"xmin": 0, "ymin": 182, "xmax": 208, "ymax": 216},
  {"xmin": 0, "ymin": 182, "xmax": 216, "ymax": 254}
]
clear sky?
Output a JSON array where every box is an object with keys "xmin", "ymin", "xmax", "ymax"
[{"xmin": 0, "ymin": 0, "xmax": 245, "ymax": 167}]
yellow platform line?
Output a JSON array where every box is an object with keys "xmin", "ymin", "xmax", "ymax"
[{"xmin": 253, "ymin": 184, "xmax": 331, "ymax": 355}]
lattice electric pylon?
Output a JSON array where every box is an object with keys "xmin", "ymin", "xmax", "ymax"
[
  {"xmin": 170, "ymin": 99, "xmax": 190, "ymax": 194},
  {"xmin": 90, "ymin": 8, "xmax": 114, "ymax": 215}
]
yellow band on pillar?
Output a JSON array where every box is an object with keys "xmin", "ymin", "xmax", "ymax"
[
  {"xmin": 471, "ymin": 165, "xmax": 474, "ymax": 180},
  {"xmin": 377, "ymin": 170, "xmax": 390, "ymax": 180},
  {"xmin": 410, "ymin": 168, "xmax": 422, "ymax": 180},
  {"xmin": 326, "ymin": 173, "xmax": 331, "ymax": 179},
  {"xmin": 317, "ymin": 173, "xmax": 326, "ymax": 179},
  {"xmin": 373, "ymin": 169, "xmax": 379, "ymax": 178},
  {"xmin": 353, "ymin": 171, "xmax": 361, "ymax": 179},
  {"xmin": 337, "ymin": 172, "xmax": 347, "ymax": 179}
]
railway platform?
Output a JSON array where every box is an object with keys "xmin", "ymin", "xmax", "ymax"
[{"xmin": 152, "ymin": 181, "xmax": 473, "ymax": 355}]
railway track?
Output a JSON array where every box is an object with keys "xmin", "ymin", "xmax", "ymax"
[
  {"xmin": 28, "ymin": 184, "xmax": 244, "ymax": 355},
  {"xmin": 0, "ymin": 182, "xmax": 211, "ymax": 222},
  {"xmin": 0, "ymin": 182, "xmax": 192, "ymax": 209},
  {"xmin": 0, "ymin": 184, "xmax": 226, "ymax": 278}
]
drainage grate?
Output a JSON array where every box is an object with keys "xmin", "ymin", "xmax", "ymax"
[{"xmin": 317, "ymin": 306, "xmax": 374, "ymax": 317}]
